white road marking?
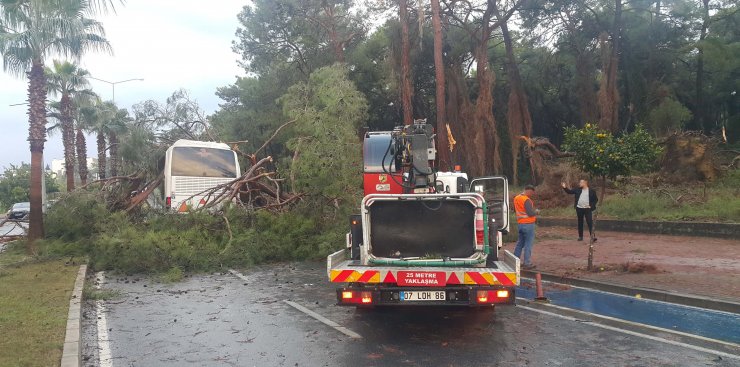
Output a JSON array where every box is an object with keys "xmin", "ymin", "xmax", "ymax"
[
  {"xmin": 227, "ymin": 268, "xmax": 362, "ymax": 339},
  {"xmin": 283, "ymin": 300, "xmax": 363, "ymax": 339},
  {"xmin": 519, "ymin": 298, "xmax": 740, "ymax": 349},
  {"xmin": 95, "ymin": 271, "xmax": 113, "ymax": 367},
  {"xmin": 517, "ymin": 302, "xmax": 740, "ymax": 360}
]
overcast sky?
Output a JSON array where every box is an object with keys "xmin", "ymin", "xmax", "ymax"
[{"xmin": 0, "ymin": 0, "xmax": 246, "ymax": 170}]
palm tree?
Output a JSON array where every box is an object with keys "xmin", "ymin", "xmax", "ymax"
[
  {"xmin": 0, "ymin": 0, "xmax": 111, "ymax": 245},
  {"xmin": 107, "ymin": 106, "xmax": 130, "ymax": 177},
  {"xmin": 75, "ymin": 92, "xmax": 102, "ymax": 184},
  {"xmin": 87, "ymin": 100, "xmax": 127, "ymax": 179},
  {"xmin": 90, "ymin": 100, "xmax": 115, "ymax": 179},
  {"xmin": 46, "ymin": 60, "xmax": 91, "ymax": 191}
]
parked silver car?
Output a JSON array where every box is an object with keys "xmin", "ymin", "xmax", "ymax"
[{"xmin": 7, "ymin": 202, "xmax": 30, "ymax": 220}]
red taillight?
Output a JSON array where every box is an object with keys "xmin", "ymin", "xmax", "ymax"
[
  {"xmin": 338, "ymin": 290, "xmax": 373, "ymax": 305},
  {"xmin": 476, "ymin": 290, "xmax": 511, "ymax": 304},
  {"xmin": 166, "ymin": 196, "xmax": 171, "ymax": 208},
  {"xmin": 475, "ymin": 208, "xmax": 484, "ymax": 250}
]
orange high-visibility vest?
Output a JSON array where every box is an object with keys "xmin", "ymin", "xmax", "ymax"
[{"xmin": 514, "ymin": 194, "xmax": 536, "ymax": 224}]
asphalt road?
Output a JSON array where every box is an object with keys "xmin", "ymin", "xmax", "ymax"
[
  {"xmin": 81, "ymin": 262, "xmax": 739, "ymax": 367},
  {"xmin": 0, "ymin": 219, "xmax": 26, "ymax": 237},
  {"xmin": 0, "ymin": 219, "xmax": 26, "ymax": 252}
]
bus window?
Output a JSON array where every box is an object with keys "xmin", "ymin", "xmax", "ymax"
[{"xmin": 171, "ymin": 147, "xmax": 237, "ymax": 178}]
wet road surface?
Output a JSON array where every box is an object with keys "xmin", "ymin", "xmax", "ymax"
[
  {"xmin": 0, "ymin": 219, "xmax": 26, "ymax": 237},
  {"xmin": 82, "ymin": 262, "xmax": 740, "ymax": 367}
]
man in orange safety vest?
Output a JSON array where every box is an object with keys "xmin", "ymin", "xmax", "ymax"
[{"xmin": 513, "ymin": 185, "xmax": 538, "ymax": 269}]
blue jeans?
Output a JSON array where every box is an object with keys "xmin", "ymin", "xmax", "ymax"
[{"xmin": 514, "ymin": 223, "xmax": 536, "ymax": 266}]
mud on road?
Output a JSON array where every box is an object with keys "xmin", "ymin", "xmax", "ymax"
[{"xmin": 81, "ymin": 262, "xmax": 737, "ymax": 367}]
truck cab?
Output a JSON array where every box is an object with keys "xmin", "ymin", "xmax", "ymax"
[{"xmin": 327, "ymin": 121, "xmax": 519, "ymax": 307}]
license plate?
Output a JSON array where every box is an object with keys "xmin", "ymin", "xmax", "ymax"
[{"xmin": 401, "ymin": 291, "xmax": 446, "ymax": 301}]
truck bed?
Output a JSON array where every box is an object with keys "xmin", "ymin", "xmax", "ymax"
[{"xmin": 327, "ymin": 249, "xmax": 520, "ymax": 287}]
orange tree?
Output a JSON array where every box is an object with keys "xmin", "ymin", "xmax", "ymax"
[{"xmin": 563, "ymin": 124, "xmax": 661, "ymax": 201}]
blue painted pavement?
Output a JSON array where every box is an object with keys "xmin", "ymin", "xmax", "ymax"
[{"xmin": 517, "ymin": 279, "xmax": 740, "ymax": 344}]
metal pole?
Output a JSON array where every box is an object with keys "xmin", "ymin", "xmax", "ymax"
[{"xmin": 587, "ymin": 210, "xmax": 597, "ymax": 271}]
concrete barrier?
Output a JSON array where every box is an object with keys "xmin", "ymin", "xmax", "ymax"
[
  {"xmin": 61, "ymin": 265, "xmax": 87, "ymax": 367},
  {"xmin": 538, "ymin": 218, "xmax": 740, "ymax": 239}
]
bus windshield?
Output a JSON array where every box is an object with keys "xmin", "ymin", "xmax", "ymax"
[{"xmin": 171, "ymin": 147, "xmax": 238, "ymax": 178}]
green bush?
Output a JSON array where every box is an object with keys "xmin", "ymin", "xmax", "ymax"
[
  {"xmin": 645, "ymin": 98, "xmax": 692, "ymax": 137},
  {"xmin": 42, "ymin": 192, "xmax": 348, "ymax": 274}
]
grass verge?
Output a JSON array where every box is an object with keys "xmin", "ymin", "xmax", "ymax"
[
  {"xmin": 0, "ymin": 242, "xmax": 80, "ymax": 367},
  {"xmin": 542, "ymin": 170, "xmax": 740, "ymax": 223}
]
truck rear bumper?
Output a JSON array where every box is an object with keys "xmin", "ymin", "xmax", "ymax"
[
  {"xmin": 336, "ymin": 285, "xmax": 515, "ymax": 307},
  {"xmin": 328, "ymin": 248, "xmax": 520, "ymax": 307}
]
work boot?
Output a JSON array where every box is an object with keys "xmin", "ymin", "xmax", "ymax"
[
  {"xmin": 577, "ymin": 237, "xmax": 583, "ymax": 241},
  {"xmin": 522, "ymin": 264, "xmax": 536, "ymax": 270}
]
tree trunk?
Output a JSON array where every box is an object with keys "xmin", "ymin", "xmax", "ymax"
[
  {"xmin": 76, "ymin": 127, "xmax": 88, "ymax": 185},
  {"xmin": 600, "ymin": 175, "xmax": 607, "ymax": 203},
  {"xmin": 27, "ymin": 60, "xmax": 47, "ymax": 247},
  {"xmin": 597, "ymin": 0, "xmax": 622, "ymax": 133},
  {"xmin": 399, "ymin": 0, "xmax": 414, "ymax": 125},
  {"xmin": 473, "ymin": 38, "xmax": 502, "ymax": 177},
  {"xmin": 109, "ymin": 132, "xmax": 119, "ymax": 177},
  {"xmin": 446, "ymin": 61, "xmax": 472, "ymax": 170},
  {"xmin": 431, "ymin": 0, "xmax": 450, "ymax": 170},
  {"xmin": 323, "ymin": 4, "xmax": 345, "ymax": 62},
  {"xmin": 694, "ymin": 0, "xmax": 709, "ymax": 132},
  {"xmin": 60, "ymin": 93, "xmax": 76, "ymax": 191},
  {"xmin": 499, "ymin": 13, "xmax": 533, "ymax": 185},
  {"xmin": 97, "ymin": 133, "xmax": 107, "ymax": 180},
  {"xmin": 575, "ymin": 51, "xmax": 598, "ymax": 126}
]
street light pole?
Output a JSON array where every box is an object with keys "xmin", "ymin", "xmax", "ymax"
[{"xmin": 88, "ymin": 76, "xmax": 144, "ymax": 103}]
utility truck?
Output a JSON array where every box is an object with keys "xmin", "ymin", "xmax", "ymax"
[{"xmin": 327, "ymin": 120, "xmax": 519, "ymax": 307}]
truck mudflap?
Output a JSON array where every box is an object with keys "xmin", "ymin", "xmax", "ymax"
[{"xmin": 327, "ymin": 249, "xmax": 520, "ymax": 287}]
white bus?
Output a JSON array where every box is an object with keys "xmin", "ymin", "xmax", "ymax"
[{"xmin": 164, "ymin": 139, "xmax": 241, "ymax": 211}]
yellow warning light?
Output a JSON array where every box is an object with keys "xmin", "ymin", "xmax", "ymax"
[
  {"xmin": 342, "ymin": 291, "xmax": 353, "ymax": 299},
  {"xmin": 497, "ymin": 290, "xmax": 509, "ymax": 298}
]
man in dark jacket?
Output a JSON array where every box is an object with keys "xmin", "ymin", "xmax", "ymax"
[{"xmin": 561, "ymin": 179, "xmax": 598, "ymax": 241}]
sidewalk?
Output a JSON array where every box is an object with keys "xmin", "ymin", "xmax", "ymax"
[{"xmin": 504, "ymin": 226, "xmax": 740, "ymax": 303}]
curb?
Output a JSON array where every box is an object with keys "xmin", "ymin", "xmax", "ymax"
[
  {"xmin": 61, "ymin": 264, "xmax": 87, "ymax": 367},
  {"xmin": 537, "ymin": 218, "xmax": 740, "ymax": 239},
  {"xmin": 521, "ymin": 270, "xmax": 740, "ymax": 315}
]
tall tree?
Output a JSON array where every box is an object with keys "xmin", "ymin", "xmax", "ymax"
[
  {"xmin": 76, "ymin": 103, "xmax": 98, "ymax": 184},
  {"xmin": 0, "ymin": 0, "xmax": 111, "ymax": 245},
  {"xmin": 399, "ymin": 0, "xmax": 414, "ymax": 125},
  {"xmin": 445, "ymin": 0, "xmax": 520, "ymax": 177},
  {"xmin": 493, "ymin": 1, "xmax": 533, "ymax": 185},
  {"xmin": 597, "ymin": 0, "xmax": 623, "ymax": 132},
  {"xmin": 45, "ymin": 60, "xmax": 91, "ymax": 191},
  {"xmin": 694, "ymin": 0, "xmax": 710, "ymax": 131},
  {"xmin": 431, "ymin": 0, "xmax": 450, "ymax": 169},
  {"xmin": 107, "ymin": 106, "xmax": 130, "ymax": 177}
]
